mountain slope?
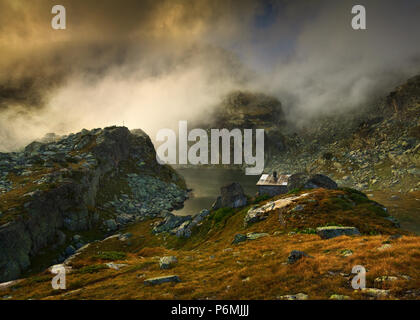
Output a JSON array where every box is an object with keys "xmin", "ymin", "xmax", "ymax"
[
  {"xmin": 0, "ymin": 126, "xmax": 187, "ymax": 282},
  {"xmin": 2, "ymin": 188, "xmax": 418, "ymax": 300}
]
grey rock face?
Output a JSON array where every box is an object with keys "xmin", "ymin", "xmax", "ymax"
[
  {"xmin": 0, "ymin": 126, "xmax": 187, "ymax": 282},
  {"xmin": 316, "ymin": 226, "xmax": 361, "ymax": 239}
]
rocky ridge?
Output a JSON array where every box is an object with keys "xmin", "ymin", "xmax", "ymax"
[{"xmin": 0, "ymin": 126, "xmax": 187, "ymax": 282}]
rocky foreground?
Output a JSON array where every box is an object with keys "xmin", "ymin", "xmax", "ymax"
[
  {"xmin": 0, "ymin": 126, "xmax": 187, "ymax": 282},
  {"xmin": 1, "ymin": 181, "xmax": 418, "ymax": 300}
]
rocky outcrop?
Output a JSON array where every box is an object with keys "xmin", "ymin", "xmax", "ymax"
[
  {"xmin": 244, "ymin": 192, "xmax": 310, "ymax": 226},
  {"xmin": 0, "ymin": 126, "xmax": 187, "ymax": 282},
  {"xmin": 316, "ymin": 226, "xmax": 361, "ymax": 239},
  {"xmin": 208, "ymin": 90, "xmax": 285, "ymax": 129},
  {"xmin": 152, "ymin": 209, "xmax": 210, "ymax": 238}
]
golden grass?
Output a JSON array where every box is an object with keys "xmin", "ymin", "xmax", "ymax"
[{"xmin": 2, "ymin": 188, "xmax": 419, "ymax": 300}]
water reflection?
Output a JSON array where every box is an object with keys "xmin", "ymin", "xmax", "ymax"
[{"xmin": 174, "ymin": 168, "xmax": 259, "ymax": 216}]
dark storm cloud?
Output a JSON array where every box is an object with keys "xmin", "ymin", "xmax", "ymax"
[{"xmin": 0, "ymin": 0, "xmax": 419, "ymax": 150}]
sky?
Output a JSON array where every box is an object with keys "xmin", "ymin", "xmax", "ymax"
[{"xmin": 0, "ymin": 0, "xmax": 419, "ymax": 151}]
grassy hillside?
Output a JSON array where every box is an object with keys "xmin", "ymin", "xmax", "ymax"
[{"xmin": 2, "ymin": 188, "xmax": 419, "ymax": 300}]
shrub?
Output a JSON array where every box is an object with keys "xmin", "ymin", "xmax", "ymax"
[
  {"xmin": 211, "ymin": 207, "xmax": 235, "ymax": 225},
  {"xmin": 93, "ymin": 251, "xmax": 127, "ymax": 261},
  {"xmin": 76, "ymin": 264, "xmax": 108, "ymax": 274}
]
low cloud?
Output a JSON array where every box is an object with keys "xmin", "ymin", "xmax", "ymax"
[{"xmin": 0, "ymin": 0, "xmax": 419, "ymax": 151}]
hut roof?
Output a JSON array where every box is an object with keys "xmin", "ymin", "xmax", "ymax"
[{"xmin": 256, "ymin": 173, "xmax": 290, "ymax": 186}]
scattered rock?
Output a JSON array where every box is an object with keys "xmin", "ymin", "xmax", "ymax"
[
  {"xmin": 374, "ymin": 276, "xmax": 398, "ymax": 284},
  {"xmin": 144, "ymin": 275, "xmax": 180, "ymax": 285},
  {"xmin": 246, "ymin": 232, "xmax": 269, "ymax": 240},
  {"xmin": 290, "ymin": 204, "xmax": 304, "ymax": 212},
  {"xmin": 104, "ymin": 219, "xmax": 118, "ymax": 231},
  {"xmin": 287, "ymin": 250, "xmax": 313, "ymax": 264},
  {"xmin": 329, "ymin": 294, "xmax": 350, "ymax": 300},
  {"xmin": 361, "ymin": 288, "xmax": 390, "ymax": 298},
  {"xmin": 277, "ymin": 293, "xmax": 308, "ymax": 300},
  {"xmin": 159, "ymin": 256, "xmax": 178, "ymax": 269},
  {"xmin": 340, "ymin": 249, "xmax": 353, "ymax": 257},
  {"xmin": 49, "ymin": 264, "xmax": 72, "ymax": 274},
  {"xmin": 106, "ymin": 262, "xmax": 128, "ymax": 270},
  {"xmin": 119, "ymin": 233, "xmax": 133, "ymax": 241},
  {"xmin": 384, "ymin": 216, "xmax": 400, "ymax": 228},
  {"xmin": 378, "ymin": 244, "xmax": 392, "ymax": 251},
  {"xmin": 387, "ymin": 234, "xmax": 402, "ymax": 241},
  {"xmin": 152, "ymin": 213, "xmax": 191, "ymax": 234},
  {"xmin": 287, "ymin": 173, "xmax": 338, "ymax": 191},
  {"xmin": 232, "ymin": 234, "xmax": 247, "ymax": 244}
]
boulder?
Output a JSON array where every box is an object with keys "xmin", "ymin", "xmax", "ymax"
[
  {"xmin": 277, "ymin": 293, "xmax": 308, "ymax": 300},
  {"xmin": 232, "ymin": 234, "xmax": 247, "ymax": 244},
  {"xmin": 106, "ymin": 262, "xmax": 128, "ymax": 271},
  {"xmin": 219, "ymin": 182, "xmax": 247, "ymax": 208},
  {"xmin": 287, "ymin": 250, "xmax": 313, "ymax": 264},
  {"xmin": 192, "ymin": 209, "xmax": 210, "ymax": 224},
  {"xmin": 246, "ymin": 232, "xmax": 269, "ymax": 240},
  {"xmin": 374, "ymin": 276, "xmax": 398, "ymax": 284},
  {"xmin": 152, "ymin": 213, "xmax": 191, "ymax": 234},
  {"xmin": 144, "ymin": 275, "xmax": 180, "ymax": 285},
  {"xmin": 329, "ymin": 294, "xmax": 350, "ymax": 300},
  {"xmin": 287, "ymin": 173, "xmax": 338, "ymax": 191},
  {"xmin": 118, "ymin": 233, "xmax": 133, "ymax": 241},
  {"xmin": 64, "ymin": 245, "xmax": 76, "ymax": 256},
  {"xmin": 175, "ymin": 221, "xmax": 192, "ymax": 238},
  {"xmin": 316, "ymin": 226, "xmax": 360, "ymax": 239},
  {"xmin": 159, "ymin": 256, "xmax": 178, "ymax": 269},
  {"xmin": 385, "ymin": 216, "xmax": 400, "ymax": 228},
  {"xmin": 244, "ymin": 205, "xmax": 271, "ymax": 225},
  {"xmin": 361, "ymin": 288, "xmax": 390, "ymax": 298},
  {"xmin": 104, "ymin": 219, "xmax": 118, "ymax": 231}
]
